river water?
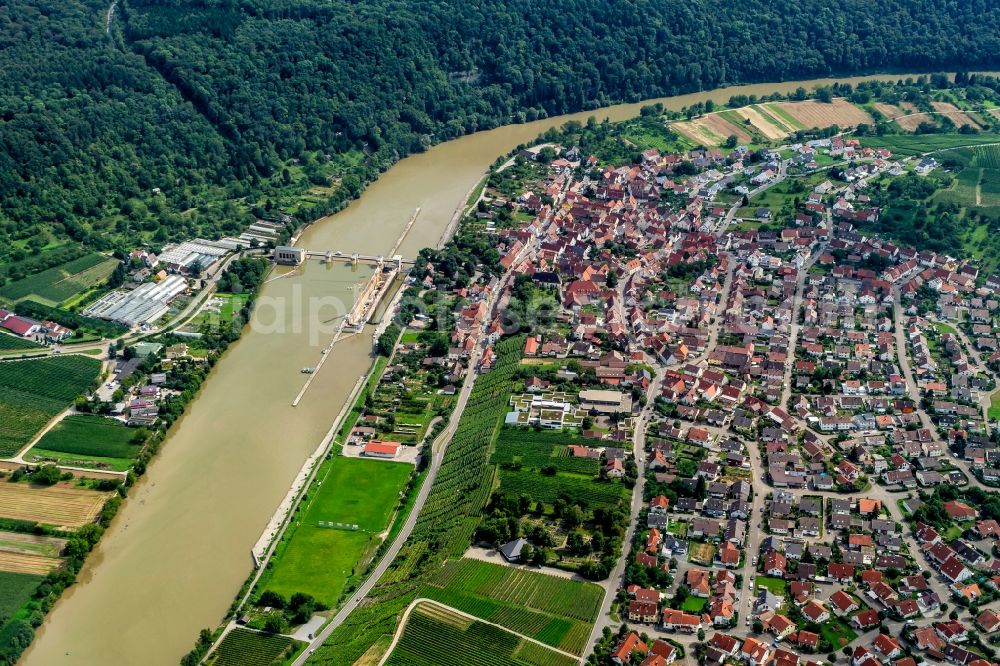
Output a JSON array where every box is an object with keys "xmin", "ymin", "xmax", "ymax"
[{"xmin": 22, "ymin": 72, "xmax": 943, "ymax": 665}]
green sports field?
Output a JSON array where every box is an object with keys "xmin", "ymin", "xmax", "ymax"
[{"xmin": 261, "ymin": 456, "xmax": 413, "ymax": 606}]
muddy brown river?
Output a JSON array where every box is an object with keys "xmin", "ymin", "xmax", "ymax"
[{"xmin": 22, "ymin": 72, "xmax": 952, "ymax": 665}]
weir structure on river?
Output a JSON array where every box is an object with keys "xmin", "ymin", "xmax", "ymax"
[{"xmin": 289, "ymin": 209, "xmax": 419, "ymax": 406}]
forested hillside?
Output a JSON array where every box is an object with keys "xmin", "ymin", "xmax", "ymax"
[{"xmin": 3, "ymin": 0, "xmax": 1000, "ymax": 255}]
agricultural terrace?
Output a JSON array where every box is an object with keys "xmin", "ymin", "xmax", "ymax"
[
  {"xmin": 421, "ymin": 559, "xmax": 602, "ymax": 655},
  {"xmin": 0, "ymin": 482, "xmax": 110, "ymax": 530},
  {"xmin": 0, "ymin": 333, "xmax": 42, "ymax": 354},
  {"xmin": 261, "ymin": 456, "xmax": 413, "ymax": 607},
  {"xmin": 27, "ymin": 415, "xmax": 143, "ymax": 472},
  {"xmin": 207, "ymin": 628, "xmax": 303, "ymax": 666},
  {"xmin": 0, "ymin": 530, "xmax": 66, "ymax": 575},
  {"xmin": 385, "ymin": 601, "xmax": 577, "ymax": 666},
  {"xmin": 309, "ymin": 336, "xmax": 525, "ymax": 665},
  {"xmin": 0, "ymin": 252, "xmax": 118, "ymax": 306},
  {"xmin": 0, "ymin": 355, "xmax": 102, "ymax": 457}
]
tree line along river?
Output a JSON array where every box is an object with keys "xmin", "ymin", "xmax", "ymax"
[{"xmin": 22, "ymin": 72, "xmax": 955, "ymax": 666}]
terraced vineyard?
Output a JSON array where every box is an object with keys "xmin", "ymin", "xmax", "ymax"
[
  {"xmin": 208, "ymin": 629, "xmax": 301, "ymax": 666},
  {"xmin": 975, "ymin": 144, "xmax": 1000, "ymax": 169},
  {"xmin": 0, "ymin": 355, "xmax": 101, "ymax": 456},
  {"xmin": 385, "ymin": 602, "xmax": 577, "ymax": 666}
]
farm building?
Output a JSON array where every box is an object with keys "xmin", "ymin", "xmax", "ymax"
[{"xmin": 363, "ymin": 441, "xmax": 400, "ymax": 459}]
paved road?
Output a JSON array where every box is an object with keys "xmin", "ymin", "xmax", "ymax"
[{"xmin": 779, "ymin": 241, "xmax": 826, "ymax": 411}]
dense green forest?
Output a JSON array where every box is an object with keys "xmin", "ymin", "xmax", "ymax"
[{"xmin": 2, "ymin": 0, "xmax": 1000, "ymax": 261}]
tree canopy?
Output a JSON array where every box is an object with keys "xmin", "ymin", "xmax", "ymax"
[{"xmin": 2, "ymin": 0, "xmax": 1000, "ymax": 259}]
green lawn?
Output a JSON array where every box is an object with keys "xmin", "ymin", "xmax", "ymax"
[
  {"xmin": 942, "ymin": 524, "xmax": 965, "ymax": 540},
  {"xmin": 27, "ymin": 415, "xmax": 142, "ymax": 471},
  {"xmin": 990, "ymin": 390, "xmax": 1000, "ymax": 421},
  {"xmin": 819, "ymin": 617, "xmax": 857, "ymax": 649},
  {"xmin": 935, "ymin": 321, "xmax": 958, "ymax": 335},
  {"xmin": 755, "ymin": 576, "xmax": 788, "ymax": 596},
  {"xmin": 680, "ymin": 596, "xmax": 707, "ymax": 613},
  {"xmin": 262, "ymin": 456, "xmax": 412, "ymax": 607}
]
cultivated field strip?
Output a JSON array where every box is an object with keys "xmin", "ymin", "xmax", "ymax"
[
  {"xmin": 0, "ymin": 549, "xmax": 62, "ymax": 575},
  {"xmin": 384, "ymin": 602, "xmax": 577, "ymax": 666},
  {"xmin": 430, "ymin": 560, "xmax": 603, "ymax": 620},
  {"xmin": 0, "ymin": 483, "xmax": 109, "ymax": 529}
]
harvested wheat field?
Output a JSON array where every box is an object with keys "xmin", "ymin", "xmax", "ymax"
[
  {"xmin": 699, "ymin": 113, "xmax": 754, "ymax": 143},
  {"xmin": 0, "ymin": 550, "xmax": 61, "ymax": 575},
  {"xmin": 772, "ymin": 98, "xmax": 873, "ymax": 129},
  {"xmin": 932, "ymin": 102, "xmax": 983, "ymax": 129},
  {"xmin": 732, "ymin": 106, "xmax": 788, "ymax": 140},
  {"xmin": 671, "ymin": 121, "xmax": 718, "ymax": 146},
  {"xmin": 895, "ymin": 112, "xmax": 933, "ymax": 131},
  {"xmin": 873, "ymin": 102, "xmax": 903, "ymax": 119},
  {"xmin": 0, "ymin": 482, "xmax": 109, "ymax": 530}
]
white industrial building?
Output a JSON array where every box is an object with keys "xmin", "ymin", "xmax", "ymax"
[
  {"xmin": 157, "ymin": 239, "xmax": 232, "ymax": 275},
  {"xmin": 84, "ymin": 275, "xmax": 188, "ymax": 326}
]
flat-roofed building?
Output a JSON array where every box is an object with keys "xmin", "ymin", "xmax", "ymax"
[
  {"xmin": 579, "ymin": 389, "xmax": 633, "ymax": 414},
  {"xmin": 274, "ymin": 246, "xmax": 306, "ymax": 266}
]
